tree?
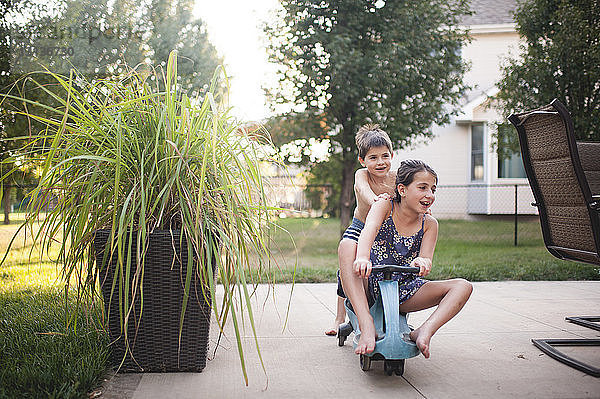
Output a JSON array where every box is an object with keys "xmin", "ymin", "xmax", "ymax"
[
  {"xmin": 496, "ymin": 0, "xmax": 600, "ymax": 157},
  {"xmin": 6, "ymin": 0, "xmax": 221, "ymax": 94},
  {"xmin": 305, "ymin": 151, "xmax": 343, "ymax": 216},
  {"xmin": 1, "ymin": 0, "xmax": 222, "ymax": 223},
  {"xmin": 0, "ymin": 0, "xmax": 54, "ymax": 224},
  {"xmin": 266, "ymin": 0, "xmax": 471, "ymax": 231},
  {"xmin": 147, "ymin": 0, "xmax": 222, "ymax": 97}
]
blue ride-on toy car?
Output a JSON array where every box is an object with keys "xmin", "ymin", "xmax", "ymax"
[{"xmin": 338, "ymin": 265, "xmax": 421, "ymax": 376}]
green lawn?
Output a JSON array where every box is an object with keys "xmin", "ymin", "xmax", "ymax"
[
  {"xmin": 0, "ymin": 219, "xmax": 108, "ymax": 399},
  {"xmin": 0, "ymin": 289, "xmax": 108, "ymax": 399},
  {"xmin": 262, "ymin": 217, "xmax": 600, "ymax": 282}
]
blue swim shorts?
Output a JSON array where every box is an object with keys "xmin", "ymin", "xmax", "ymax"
[{"xmin": 341, "ymin": 218, "xmax": 365, "ymax": 242}]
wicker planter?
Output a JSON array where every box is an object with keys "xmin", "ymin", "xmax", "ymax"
[{"xmin": 94, "ymin": 230, "xmax": 212, "ymax": 372}]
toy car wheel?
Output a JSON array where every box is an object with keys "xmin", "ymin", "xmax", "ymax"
[
  {"xmin": 384, "ymin": 360, "xmax": 394, "ymax": 376},
  {"xmin": 337, "ymin": 323, "xmax": 352, "ymax": 347},
  {"xmin": 384, "ymin": 359, "xmax": 404, "ymax": 376},
  {"xmin": 360, "ymin": 354, "xmax": 371, "ymax": 371},
  {"xmin": 394, "ymin": 360, "xmax": 405, "ymax": 376}
]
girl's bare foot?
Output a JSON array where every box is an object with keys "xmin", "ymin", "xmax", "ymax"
[
  {"xmin": 325, "ymin": 317, "xmax": 346, "ymax": 336},
  {"xmin": 355, "ymin": 317, "xmax": 376, "ymax": 354},
  {"xmin": 410, "ymin": 326, "xmax": 433, "ymax": 358}
]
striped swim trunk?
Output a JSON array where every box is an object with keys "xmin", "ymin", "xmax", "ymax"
[{"xmin": 341, "ymin": 218, "xmax": 365, "ymax": 242}]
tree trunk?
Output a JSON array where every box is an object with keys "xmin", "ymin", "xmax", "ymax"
[
  {"xmin": 339, "ymin": 156, "xmax": 356, "ymax": 236},
  {"xmin": 2, "ymin": 185, "xmax": 10, "ymax": 225}
]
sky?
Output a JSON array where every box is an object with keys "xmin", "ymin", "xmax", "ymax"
[{"xmin": 193, "ymin": 0, "xmax": 283, "ymax": 122}]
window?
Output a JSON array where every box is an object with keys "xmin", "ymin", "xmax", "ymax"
[
  {"xmin": 496, "ymin": 123, "xmax": 527, "ymax": 178},
  {"xmin": 471, "ymin": 123, "xmax": 484, "ymax": 181},
  {"xmin": 498, "ymin": 150, "xmax": 527, "ymax": 179}
]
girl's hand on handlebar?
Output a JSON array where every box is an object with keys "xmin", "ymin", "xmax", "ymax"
[
  {"xmin": 353, "ymin": 257, "xmax": 372, "ymax": 279},
  {"xmin": 411, "ymin": 257, "xmax": 432, "ymax": 277}
]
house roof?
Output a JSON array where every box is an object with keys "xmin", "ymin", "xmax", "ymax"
[
  {"xmin": 456, "ymin": 86, "xmax": 500, "ymax": 122},
  {"xmin": 460, "ymin": 0, "xmax": 518, "ymax": 26}
]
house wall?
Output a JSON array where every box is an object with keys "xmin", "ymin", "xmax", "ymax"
[
  {"xmin": 391, "ymin": 25, "xmax": 537, "ymax": 218},
  {"xmin": 462, "ymin": 26, "xmax": 521, "ymax": 93},
  {"xmin": 392, "ymin": 123, "xmax": 470, "ymax": 218}
]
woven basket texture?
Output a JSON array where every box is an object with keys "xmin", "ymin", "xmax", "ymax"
[
  {"xmin": 521, "ymin": 110, "xmax": 596, "ymax": 252},
  {"xmin": 577, "ymin": 142, "xmax": 600, "ymax": 195},
  {"xmin": 94, "ymin": 230, "xmax": 211, "ymax": 373}
]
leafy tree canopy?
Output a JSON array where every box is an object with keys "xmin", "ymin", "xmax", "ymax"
[
  {"xmin": 497, "ymin": 0, "xmax": 600, "ymax": 157},
  {"xmin": 4, "ymin": 0, "xmax": 222, "ymax": 95},
  {"xmin": 1, "ymin": 0, "xmax": 222, "ymax": 222},
  {"xmin": 265, "ymin": 0, "xmax": 471, "ymax": 228}
]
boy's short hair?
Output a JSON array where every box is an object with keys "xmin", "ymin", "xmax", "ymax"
[{"xmin": 355, "ymin": 124, "xmax": 393, "ymax": 159}]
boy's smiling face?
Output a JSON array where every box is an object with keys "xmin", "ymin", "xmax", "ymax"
[{"xmin": 359, "ymin": 145, "xmax": 393, "ymax": 178}]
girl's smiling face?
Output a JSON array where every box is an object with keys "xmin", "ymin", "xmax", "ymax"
[
  {"xmin": 398, "ymin": 171, "xmax": 437, "ymax": 213},
  {"xmin": 359, "ymin": 145, "xmax": 393, "ymax": 178}
]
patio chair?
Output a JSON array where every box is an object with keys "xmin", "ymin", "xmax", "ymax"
[{"xmin": 509, "ymin": 98, "xmax": 600, "ymax": 377}]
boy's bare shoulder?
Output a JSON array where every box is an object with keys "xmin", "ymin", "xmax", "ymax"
[
  {"xmin": 355, "ymin": 167, "xmax": 368, "ymax": 176},
  {"xmin": 386, "ymin": 167, "xmax": 398, "ymax": 181}
]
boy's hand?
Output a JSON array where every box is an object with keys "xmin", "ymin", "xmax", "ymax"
[
  {"xmin": 411, "ymin": 257, "xmax": 432, "ymax": 277},
  {"xmin": 373, "ymin": 193, "xmax": 391, "ymax": 202},
  {"xmin": 353, "ymin": 257, "xmax": 372, "ymax": 279}
]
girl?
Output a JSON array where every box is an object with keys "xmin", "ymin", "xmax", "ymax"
[{"xmin": 351, "ymin": 160, "xmax": 472, "ymax": 358}]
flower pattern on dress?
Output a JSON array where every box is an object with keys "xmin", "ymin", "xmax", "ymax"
[{"xmin": 368, "ymin": 203, "xmax": 427, "ymax": 303}]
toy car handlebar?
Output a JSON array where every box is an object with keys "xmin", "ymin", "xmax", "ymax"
[{"xmin": 371, "ymin": 265, "xmax": 420, "ymax": 274}]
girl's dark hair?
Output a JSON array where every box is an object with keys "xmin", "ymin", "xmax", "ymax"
[{"xmin": 394, "ymin": 160, "xmax": 438, "ymax": 202}]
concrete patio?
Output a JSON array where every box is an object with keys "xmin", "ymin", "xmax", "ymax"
[{"xmin": 100, "ymin": 281, "xmax": 600, "ymax": 398}]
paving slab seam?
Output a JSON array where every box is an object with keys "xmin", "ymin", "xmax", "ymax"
[
  {"xmin": 402, "ymin": 376, "xmax": 428, "ymax": 399},
  {"xmin": 565, "ymin": 330, "xmax": 600, "ymax": 339},
  {"xmin": 301, "ymin": 284, "xmax": 336, "ymax": 315}
]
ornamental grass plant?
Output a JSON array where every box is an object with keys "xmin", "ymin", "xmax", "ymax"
[{"xmin": 1, "ymin": 50, "xmax": 277, "ymax": 382}]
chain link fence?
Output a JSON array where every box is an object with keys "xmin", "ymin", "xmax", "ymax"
[
  {"xmin": 265, "ymin": 179, "xmax": 542, "ymax": 246},
  {"xmin": 265, "ymin": 176, "xmax": 334, "ymax": 217}
]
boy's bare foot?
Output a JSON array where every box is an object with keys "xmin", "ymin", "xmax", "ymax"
[
  {"xmin": 410, "ymin": 326, "xmax": 432, "ymax": 358},
  {"xmin": 355, "ymin": 318, "xmax": 376, "ymax": 354},
  {"xmin": 325, "ymin": 317, "xmax": 345, "ymax": 336}
]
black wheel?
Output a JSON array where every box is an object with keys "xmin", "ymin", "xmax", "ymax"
[
  {"xmin": 338, "ymin": 322, "xmax": 352, "ymax": 347},
  {"xmin": 384, "ymin": 359, "xmax": 405, "ymax": 376},
  {"xmin": 360, "ymin": 354, "xmax": 371, "ymax": 371},
  {"xmin": 384, "ymin": 360, "xmax": 394, "ymax": 376},
  {"xmin": 394, "ymin": 359, "xmax": 405, "ymax": 376}
]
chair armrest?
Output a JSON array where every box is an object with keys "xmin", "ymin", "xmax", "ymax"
[{"xmin": 577, "ymin": 142, "xmax": 600, "ymax": 195}]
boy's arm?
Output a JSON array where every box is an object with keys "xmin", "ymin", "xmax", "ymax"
[
  {"xmin": 411, "ymin": 215, "xmax": 439, "ymax": 277},
  {"xmin": 353, "ymin": 200, "xmax": 391, "ymax": 278}
]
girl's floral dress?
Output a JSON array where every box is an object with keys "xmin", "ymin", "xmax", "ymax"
[{"xmin": 368, "ymin": 201, "xmax": 428, "ymax": 303}]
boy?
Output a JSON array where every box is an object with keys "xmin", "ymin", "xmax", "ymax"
[{"xmin": 325, "ymin": 124, "xmax": 397, "ymax": 336}]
